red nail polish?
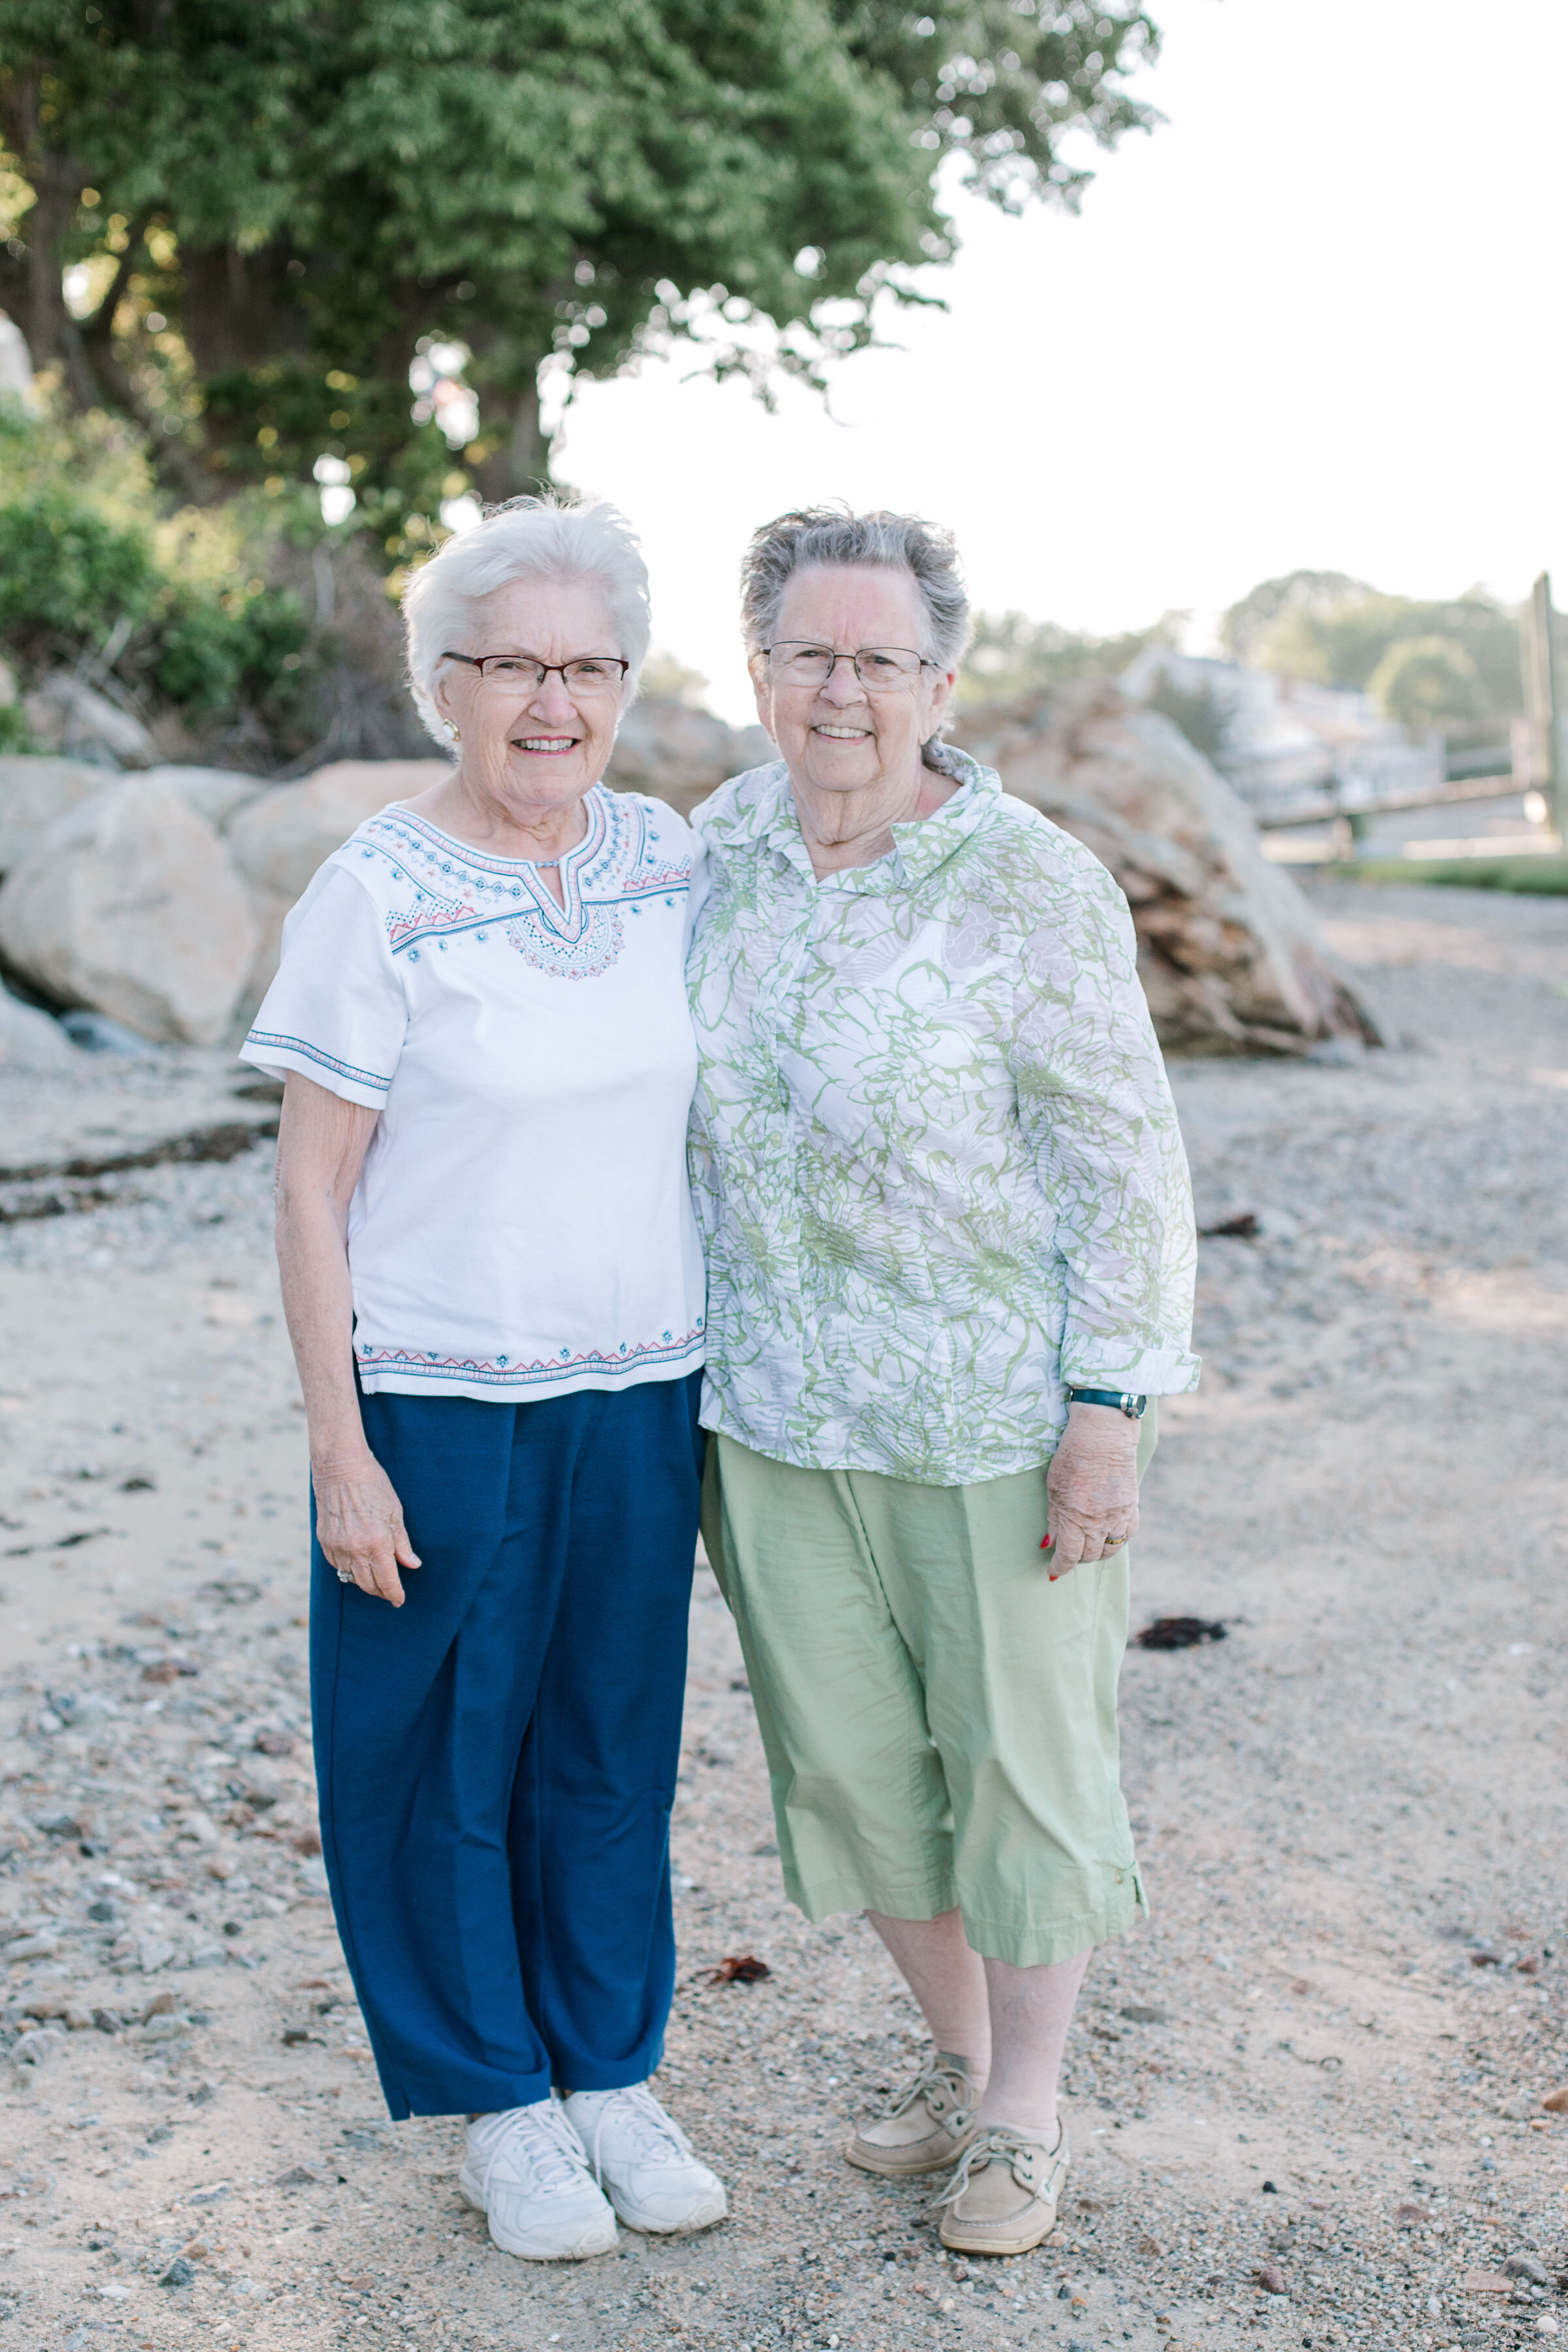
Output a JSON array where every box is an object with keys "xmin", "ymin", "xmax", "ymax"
[{"xmin": 1039, "ymin": 1533, "xmax": 1053, "ymax": 1550}]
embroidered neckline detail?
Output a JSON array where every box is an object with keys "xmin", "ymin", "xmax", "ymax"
[{"xmin": 354, "ymin": 791, "xmax": 691, "ymax": 980}]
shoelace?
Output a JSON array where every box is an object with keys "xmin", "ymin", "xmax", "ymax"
[
  {"xmin": 884, "ymin": 2055, "xmax": 973, "ymax": 2130},
  {"xmin": 581, "ymin": 2085, "xmax": 694, "ymax": 2188},
  {"xmin": 474, "ymin": 2099, "xmax": 590, "ymax": 2202},
  {"xmin": 932, "ymin": 2122, "xmax": 1063, "ymax": 2213}
]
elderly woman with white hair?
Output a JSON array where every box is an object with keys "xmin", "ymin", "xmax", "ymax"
[
  {"xmin": 689, "ymin": 508, "xmax": 1199, "ymax": 2258},
  {"xmin": 240, "ymin": 496, "xmax": 725, "ymax": 2261}
]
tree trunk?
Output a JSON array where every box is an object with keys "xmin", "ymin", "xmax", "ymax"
[
  {"xmin": 471, "ymin": 374, "xmax": 549, "ymax": 505},
  {"xmin": 180, "ymin": 244, "xmax": 311, "ymax": 377},
  {"xmin": 20, "ymin": 146, "xmax": 80, "ymax": 383}
]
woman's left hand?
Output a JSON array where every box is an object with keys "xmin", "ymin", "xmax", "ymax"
[{"xmin": 1044, "ymin": 1402, "xmax": 1140, "ymax": 1573}]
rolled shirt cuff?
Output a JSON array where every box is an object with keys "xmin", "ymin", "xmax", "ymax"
[{"xmin": 1060, "ymin": 1346, "xmax": 1202, "ymax": 1397}]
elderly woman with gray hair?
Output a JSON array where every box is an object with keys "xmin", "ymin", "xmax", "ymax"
[
  {"xmin": 689, "ymin": 508, "xmax": 1199, "ymax": 2257},
  {"xmin": 240, "ymin": 496, "xmax": 725, "ymax": 2261}
]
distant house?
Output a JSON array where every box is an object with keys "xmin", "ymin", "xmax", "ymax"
[{"xmin": 1120, "ymin": 645, "xmax": 1442, "ymax": 823}]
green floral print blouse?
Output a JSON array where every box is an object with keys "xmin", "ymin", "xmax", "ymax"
[{"xmin": 687, "ymin": 744, "xmax": 1200, "ymax": 1485}]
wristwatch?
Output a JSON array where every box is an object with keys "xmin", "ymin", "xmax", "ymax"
[{"xmin": 1066, "ymin": 1386, "xmax": 1147, "ymax": 1420}]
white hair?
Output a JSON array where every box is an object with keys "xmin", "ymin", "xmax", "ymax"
[
  {"xmin": 740, "ymin": 505, "xmax": 972, "ymax": 670},
  {"xmin": 402, "ymin": 493, "xmax": 652, "ymax": 746}
]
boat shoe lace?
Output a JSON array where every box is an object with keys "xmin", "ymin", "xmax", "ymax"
[
  {"xmin": 931, "ymin": 2121, "xmax": 1067, "ymax": 2215},
  {"xmin": 885, "ymin": 2054, "xmax": 975, "ymax": 2133}
]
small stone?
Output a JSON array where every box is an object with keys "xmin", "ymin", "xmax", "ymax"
[
  {"xmin": 158, "ymin": 2256, "xmax": 197, "ymax": 2289},
  {"xmin": 137, "ymin": 1936, "xmax": 175, "ymax": 1974},
  {"xmin": 143, "ymin": 1989, "xmax": 181, "ymax": 2021},
  {"xmin": 1139, "ymin": 2235, "xmax": 1168, "ymax": 2258},
  {"xmin": 1506, "ymin": 2257, "xmax": 1552, "ymax": 2287},
  {"xmin": 1394, "ymin": 2202, "xmax": 1430, "ymax": 2225},
  {"xmin": 1121, "ymin": 2004, "xmax": 1169, "ymax": 2025},
  {"xmin": 3, "ymin": 1933, "xmax": 59, "ymax": 1963},
  {"xmin": 1254, "ymin": 2264, "xmax": 1287, "ymax": 2295},
  {"xmin": 1542, "ymin": 2087, "xmax": 1568, "ymax": 2114},
  {"xmin": 274, "ymin": 2164, "xmax": 319, "ymax": 2187},
  {"xmin": 142, "ymin": 2013, "xmax": 192, "ymax": 2043},
  {"xmin": 253, "ymin": 1729, "xmax": 295, "ymax": 1757},
  {"xmin": 188, "ymin": 2180, "xmax": 231, "ymax": 2205}
]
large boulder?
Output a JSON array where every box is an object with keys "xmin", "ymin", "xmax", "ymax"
[
  {"xmin": 955, "ymin": 681, "xmax": 1386, "ymax": 1055},
  {"xmin": 144, "ymin": 764, "xmax": 268, "ymax": 832},
  {"xmin": 0, "ymin": 777, "xmax": 258, "ymax": 1045},
  {"xmin": 226, "ymin": 757, "xmax": 452, "ymax": 1003},
  {"xmin": 0, "ymin": 755, "xmax": 112, "ymax": 874},
  {"xmin": 608, "ymin": 698, "xmax": 773, "ymax": 819},
  {"xmin": 0, "ymin": 982, "xmax": 77, "ymax": 1069}
]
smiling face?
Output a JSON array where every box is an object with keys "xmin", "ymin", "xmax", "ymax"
[
  {"xmin": 751, "ymin": 563, "xmax": 955, "ymax": 802},
  {"xmin": 430, "ymin": 576, "xmax": 627, "ymax": 817}
]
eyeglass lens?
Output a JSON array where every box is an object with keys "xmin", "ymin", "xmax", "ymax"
[
  {"xmin": 472, "ymin": 657, "xmax": 625, "ymax": 694},
  {"xmin": 767, "ymin": 645, "xmax": 926, "ymax": 689}
]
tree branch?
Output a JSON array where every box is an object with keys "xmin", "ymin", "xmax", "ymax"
[{"xmin": 80, "ymin": 212, "xmax": 152, "ymax": 351}]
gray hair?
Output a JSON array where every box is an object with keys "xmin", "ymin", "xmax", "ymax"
[
  {"xmin": 739, "ymin": 506, "xmax": 972, "ymax": 670},
  {"xmin": 403, "ymin": 493, "xmax": 652, "ymax": 745}
]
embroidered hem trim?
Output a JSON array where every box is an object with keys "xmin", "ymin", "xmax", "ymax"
[
  {"xmin": 357, "ymin": 1322, "xmax": 706, "ymax": 1390},
  {"xmin": 243, "ymin": 1030, "xmax": 392, "ymax": 1094}
]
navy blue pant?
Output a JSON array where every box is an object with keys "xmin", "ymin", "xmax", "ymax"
[{"xmin": 309, "ymin": 1373, "xmax": 703, "ymax": 2119}]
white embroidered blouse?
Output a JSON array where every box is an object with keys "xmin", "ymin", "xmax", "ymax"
[{"xmin": 240, "ymin": 787, "xmax": 707, "ymax": 1403}]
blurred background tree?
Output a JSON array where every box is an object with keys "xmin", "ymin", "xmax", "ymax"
[
  {"xmin": 0, "ymin": 0, "xmax": 1162, "ymax": 549},
  {"xmin": 1222, "ymin": 571, "xmax": 1524, "ymax": 730},
  {"xmin": 958, "ymin": 607, "xmax": 1183, "ymax": 700}
]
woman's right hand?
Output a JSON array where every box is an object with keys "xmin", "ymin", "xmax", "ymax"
[{"xmin": 312, "ymin": 1445, "xmax": 422, "ymax": 1606}]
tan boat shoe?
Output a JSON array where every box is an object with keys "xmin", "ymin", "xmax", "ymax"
[
  {"xmin": 844, "ymin": 2051, "xmax": 979, "ymax": 2179},
  {"xmin": 935, "ymin": 2119, "xmax": 1070, "ymax": 2257}
]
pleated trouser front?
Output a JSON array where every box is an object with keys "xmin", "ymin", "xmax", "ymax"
[{"xmin": 308, "ymin": 1372, "xmax": 703, "ymax": 2119}]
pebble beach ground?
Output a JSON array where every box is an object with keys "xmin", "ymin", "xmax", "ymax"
[{"xmin": 1, "ymin": 875, "xmax": 1565, "ymax": 2352}]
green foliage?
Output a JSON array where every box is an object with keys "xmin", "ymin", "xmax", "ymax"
[
  {"xmin": 0, "ymin": 410, "xmax": 308, "ymax": 718},
  {"xmin": 1, "ymin": 0, "xmax": 1162, "ymax": 507},
  {"xmin": 0, "ymin": 489, "xmax": 159, "ymax": 645},
  {"xmin": 1365, "ymin": 634, "xmax": 1486, "ymax": 732},
  {"xmin": 959, "ymin": 608, "xmax": 1182, "ymax": 702},
  {"xmin": 1349, "ymin": 857, "xmax": 1568, "ymax": 895},
  {"xmin": 151, "ymin": 579, "xmax": 308, "ymax": 714},
  {"xmin": 1141, "ymin": 672, "xmax": 1229, "ymax": 765},
  {"xmin": 1220, "ymin": 570, "xmax": 1370, "ymax": 662},
  {"xmin": 1224, "ymin": 570, "xmax": 1525, "ymax": 727}
]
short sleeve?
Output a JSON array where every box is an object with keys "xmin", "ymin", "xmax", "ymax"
[{"xmin": 239, "ymin": 861, "xmax": 406, "ymax": 1109}]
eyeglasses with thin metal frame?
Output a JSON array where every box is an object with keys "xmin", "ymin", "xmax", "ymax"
[
  {"xmin": 762, "ymin": 642, "xmax": 937, "ymax": 691},
  {"xmin": 441, "ymin": 651, "xmax": 630, "ymax": 696}
]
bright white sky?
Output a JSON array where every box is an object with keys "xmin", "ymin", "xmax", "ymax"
[{"xmin": 551, "ymin": 0, "xmax": 1567, "ymax": 723}]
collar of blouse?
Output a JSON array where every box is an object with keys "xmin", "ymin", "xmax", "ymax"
[{"xmin": 715, "ymin": 740, "xmax": 1002, "ymax": 896}]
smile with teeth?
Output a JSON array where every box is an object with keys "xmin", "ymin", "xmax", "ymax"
[
  {"xmin": 813, "ymin": 723, "xmax": 871, "ymax": 740},
  {"xmin": 514, "ymin": 734, "xmax": 578, "ymax": 753}
]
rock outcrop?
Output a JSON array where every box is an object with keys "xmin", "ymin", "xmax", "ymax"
[
  {"xmin": 0, "ymin": 981, "xmax": 78, "ymax": 1068},
  {"xmin": 953, "ymin": 681, "xmax": 1386, "ymax": 1054},
  {"xmin": 226, "ymin": 757, "xmax": 451, "ymax": 1002},
  {"xmin": 606, "ymin": 700, "xmax": 773, "ymax": 819},
  {"xmin": 0, "ymin": 756, "xmax": 111, "ymax": 874},
  {"xmin": 0, "ymin": 777, "xmax": 259, "ymax": 1046}
]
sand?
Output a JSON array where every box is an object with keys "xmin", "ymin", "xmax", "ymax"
[{"xmin": 1, "ymin": 874, "xmax": 1565, "ymax": 2352}]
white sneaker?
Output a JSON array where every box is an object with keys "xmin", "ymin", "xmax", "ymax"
[
  {"xmin": 460, "ymin": 2098, "xmax": 618, "ymax": 2260},
  {"xmin": 564, "ymin": 2083, "xmax": 728, "ymax": 2234}
]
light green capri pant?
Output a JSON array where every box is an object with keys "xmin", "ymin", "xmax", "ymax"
[{"xmin": 700, "ymin": 1410, "xmax": 1156, "ymax": 1969}]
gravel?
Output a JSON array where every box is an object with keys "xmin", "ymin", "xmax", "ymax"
[{"xmin": 0, "ymin": 879, "xmax": 1564, "ymax": 2350}]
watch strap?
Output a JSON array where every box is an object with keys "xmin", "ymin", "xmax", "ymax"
[{"xmin": 1066, "ymin": 1386, "xmax": 1147, "ymax": 1420}]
